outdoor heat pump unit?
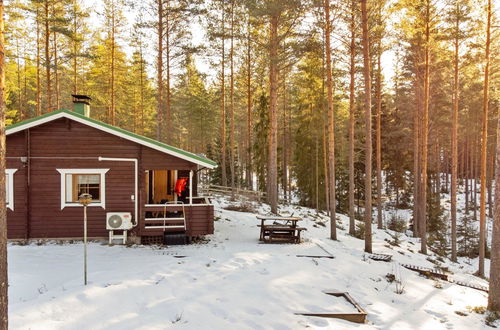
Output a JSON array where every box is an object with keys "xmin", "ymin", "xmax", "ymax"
[{"xmin": 106, "ymin": 212, "xmax": 133, "ymax": 244}]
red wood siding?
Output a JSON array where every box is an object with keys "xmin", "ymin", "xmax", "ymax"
[{"xmin": 6, "ymin": 118, "xmax": 213, "ymax": 240}]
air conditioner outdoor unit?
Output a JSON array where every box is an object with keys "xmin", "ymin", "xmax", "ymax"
[{"xmin": 106, "ymin": 212, "xmax": 133, "ymax": 231}]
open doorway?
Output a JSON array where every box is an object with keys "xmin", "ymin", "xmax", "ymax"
[{"xmin": 145, "ymin": 170, "xmax": 177, "ymax": 204}]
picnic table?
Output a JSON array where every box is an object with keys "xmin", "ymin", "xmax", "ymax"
[{"xmin": 256, "ymin": 215, "xmax": 305, "ymax": 243}]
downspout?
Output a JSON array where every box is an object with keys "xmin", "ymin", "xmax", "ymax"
[{"xmin": 98, "ymin": 157, "xmax": 138, "ymax": 227}]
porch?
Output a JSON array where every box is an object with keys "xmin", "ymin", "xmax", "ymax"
[{"xmin": 139, "ymin": 169, "xmax": 214, "ymax": 242}]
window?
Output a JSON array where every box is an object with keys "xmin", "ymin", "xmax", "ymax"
[
  {"xmin": 57, "ymin": 169, "xmax": 109, "ymax": 209},
  {"xmin": 6, "ymin": 169, "xmax": 17, "ymax": 211}
]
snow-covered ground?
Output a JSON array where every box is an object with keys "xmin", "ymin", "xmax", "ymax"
[{"xmin": 8, "ymin": 196, "xmax": 493, "ymax": 329}]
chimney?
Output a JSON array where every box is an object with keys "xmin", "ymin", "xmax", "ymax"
[{"xmin": 72, "ymin": 94, "xmax": 92, "ymax": 117}]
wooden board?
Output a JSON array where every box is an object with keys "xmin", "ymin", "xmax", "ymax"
[
  {"xmin": 368, "ymin": 253, "xmax": 392, "ymax": 262},
  {"xmin": 296, "ymin": 291, "xmax": 367, "ymax": 324},
  {"xmin": 401, "ymin": 264, "xmax": 449, "ymax": 281}
]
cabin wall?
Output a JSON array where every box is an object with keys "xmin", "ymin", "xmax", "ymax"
[{"xmin": 6, "ymin": 118, "xmax": 210, "ymax": 240}]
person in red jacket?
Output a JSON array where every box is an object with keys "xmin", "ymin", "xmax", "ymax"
[{"xmin": 174, "ymin": 177, "xmax": 189, "ymax": 197}]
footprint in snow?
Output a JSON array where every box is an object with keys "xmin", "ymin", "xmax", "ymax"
[
  {"xmin": 256, "ymin": 268, "xmax": 269, "ymax": 275},
  {"xmin": 245, "ymin": 307, "xmax": 265, "ymax": 316},
  {"xmin": 424, "ymin": 309, "xmax": 448, "ymax": 324}
]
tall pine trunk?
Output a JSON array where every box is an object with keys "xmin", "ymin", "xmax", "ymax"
[
  {"xmin": 246, "ymin": 18, "xmax": 253, "ymax": 190},
  {"xmin": 450, "ymin": 4, "xmax": 459, "ymax": 262},
  {"xmin": 220, "ymin": 3, "xmax": 227, "ymax": 187},
  {"xmin": 72, "ymin": 0, "xmax": 78, "ymax": 94},
  {"xmin": 376, "ymin": 40, "xmax": 383, "ymax": 230},
  {"xmin": 156, "ymin": 0, "xmax": 163, "ymax": 141},
  {"xmin": 419, "ymin": 0, "xmax": 431, "ymax": 255},
  {"xmin": 348, "ymin": 0, "xmax": 356, "ymax": 236},
  {"xmin": 53, "ymin": 30, "xmax": 60, "ymax": 110},
  {"xmin": 324, "ymin": 0, "xmax": 336, "ymax": 240},
  {"xmin": 0, "ymin": 1, "xmax": 7, "ymax": 326},
  {"xmin": 479, "ymin": 0, "xmax": 491, "ymax": 278},
  {"xmin": 36, "ymin": 6, "xmax": 41, "ymax": 116},
  {"xmin": 110, "ymin": 3, "xmax": 116, "ymax": 125},
  {"xmin": 267, "ymin": 13, "xmax": 279, "ymax": 214},
  {"xmin": 489, "ymin": 32, "xmax": 500, "ymax": 311},
  {"xmin": 44, "ymin": 0, "xmax": 51, "ymax": 112},
  {"xmin": 413, "ymin": 60, "xmax": 421, "ymax": 237},
  {"xmin": 229, "ymin": 0, "xmax": 235, "ymax": 197},
  {"xmin": 165, "ymin": 4, "xmax": 171, "ymax": 143},
  {"xmin": 361, "ymin": 0, "xmax": 372, "ymax": 252}
]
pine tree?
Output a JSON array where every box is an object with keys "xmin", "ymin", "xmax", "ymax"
[
  {"xmin": 478, "ymin": 0, "xmax": 492, "ymax": 278},
  {"xmin": 324, "ymin": 0, "xmax": 336, "ymax": 239},
  {"xmin": 361, "ymin": 0, "xmax": 372, "ymax": 253},
  {"xmin": 0, "ymin": 1, "xmax": 7, "ymax": 327}
]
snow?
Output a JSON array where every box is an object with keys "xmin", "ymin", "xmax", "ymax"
[{"xmin": 8, "ymin": 196, "xmax": 494, "ymax": 329}]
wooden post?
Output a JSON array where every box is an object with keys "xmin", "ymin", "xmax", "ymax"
[
  {"xmin": 189, "ymin": 170, "xmax": 193, "ymax": 205},
  {"xmin": 83, "ymin": 204, "xmax": 87, "ymax": 285}
]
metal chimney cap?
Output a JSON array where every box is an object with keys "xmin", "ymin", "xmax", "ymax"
[{"xmin": 71, "ymin": 94, "xmax": 92, "ymax": 100}]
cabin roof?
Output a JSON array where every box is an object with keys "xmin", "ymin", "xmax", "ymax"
[{"xmin": 6, "ymin": 109, "xmax": 217, "ymax": 169}]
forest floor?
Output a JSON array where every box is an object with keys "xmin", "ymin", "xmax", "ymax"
[{"xmin": 8, "ymin": 195, "xmax": 494, "ymax": 330}]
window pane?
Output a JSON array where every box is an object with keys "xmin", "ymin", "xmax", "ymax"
[
  {"xmin": 75, "ymin": 175, "xmax": 101, "ymax": 202},
  {"xmin": 77, "ymin": 184, "xmax": 100, "ymax": 201},
  {"xmin": 77, "ymin": 174, "xmax": 100, "ymax": 185},
  {"xmin": 66, "ymin": 174, "xmax": 73, "ymax": 202}
]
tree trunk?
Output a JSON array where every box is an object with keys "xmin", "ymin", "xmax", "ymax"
[
  {"xmin": 140, "ymin": 48, "xmax": 145, "ymax": 134},
  {"xmin": 451, "ymin": 13, "xmax": 459, "ymax": 261},
  {"xmin": 72, "ymin": 0, "xmax": 78, "ymax": 94},
  {"xmin": 479, "ymin": 0, "xmax": 491, "ymax": 278},
  {"xmin": 156, "ymin": 0, "xmax": 163, "ymax": 141},
  {"xmin": 488, "ymin": 152, "xmax": 494, "ymax": 218},
  {"xmin": 413, "ymin": 60, "xmax": 421, "ymax": 237},
  {"xmin": 229, "ymin": 0, "xmax": 235, "ymax": 198},
  {"xmin": 376, "ymin": 39, "xmax": 383, "ymax": 230},
  {"xmin": 323, "ymin": 124, "xmax": 330, "ymax": 213},
  {"xmin": 110, "ymin": 3, "xmax": 116, "ymax": 125},
  {"xmin": 0, "ymin": 1, "xmax": 8, "ymax": 326},
  {"xmin": 165, "ymin": 3, "xmax": 171, "ymax": 143},
  {"xmin": 465, "ymin": 137, "xmax": 469, "ymax": 214},
  {"xmin": 44, "ymin": 0, "xmax": 51, "ymax": 112},
  {"xmin": 220, "ymin": 2, "xmax": 227, "ymax": 187},
  {"xmin": 324, "ymin": 0, "xmax": 336, "ymax": 239},
  {"xmin": 361, "ymin": 0, "xmax": 372, "ymax": 252},
  {"xmin": 267, "ymin": 13, "xmax": 279, "ymax": 214},
  {"xmin": 420, "ymin": 0, "xmax": 431, "ymax": 255},
  {"xmin": 36, "ymin": 6, "xmax": 41, "ymax": 116},
  {"xmin": 490, "ymin": 141, "xmax": 500, "ymax": 309},
  {"xmin": 489, "ymin": 48, "xmax": 500, "ymax": 312},
  {"xmin": 348, "ymin": 0, "xmax": 356, "ymax": 236},
  {"xmin": 53, "ymin": 30, "xmax": 59, "ymax": 110},
  {"xmin": 451, "ymin": 19, "xmax": 458, "ymax": 259},
  {"xmin": 282, "ymin": 78, "xmax": 288, "ymax": 202},
  {"xmin": 246, "ymin": 17, "xmax": 253, "ymax": 190}
]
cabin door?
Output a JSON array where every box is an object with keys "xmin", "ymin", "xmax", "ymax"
[{"xmin": 145, "ymin": 170, "xmax": 177, "ymax": 204}]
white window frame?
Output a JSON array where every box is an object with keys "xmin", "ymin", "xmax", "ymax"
[
  {"xmin": 56, "ymin": 168, "xmax": 109, "ymax": 209},
  {"xmin": 6, "ymin": 169, "xmax": 17, "ymax": 211}
]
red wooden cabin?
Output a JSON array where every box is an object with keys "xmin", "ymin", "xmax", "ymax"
[{"xmin": 5, "ymin": 98, "xmax": 216, "ymax": 244}]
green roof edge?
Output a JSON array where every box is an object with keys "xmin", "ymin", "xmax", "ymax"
[{"xmin": 6, "ymin": 109, "xmax": 217, "ymax": 167}]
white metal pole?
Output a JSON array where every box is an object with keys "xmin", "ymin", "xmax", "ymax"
[
  {"xmin": 84, "ymin": 204, "xmax": 87, "ymax": 285},
  {"xmin": 189, "ymin": 170, "xmax": 193, "ymax": 205}
]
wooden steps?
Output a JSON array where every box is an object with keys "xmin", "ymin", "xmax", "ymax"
[
  {"xmin": 368, "ymin": 253, "xmax": 392, "ymax": 262},
  {"xmin": 401, "ymin": 264, "xmax": 449, "ymax": 281}
]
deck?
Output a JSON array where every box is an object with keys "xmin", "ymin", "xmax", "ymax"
[{"xmin": 140, "ymin": 198, "xmax": 214, "ymax": 239}]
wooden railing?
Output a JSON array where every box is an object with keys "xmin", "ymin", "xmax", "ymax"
[{"xmin": 200, "ymin": 185, "xmax": 288, "ymax": 202}]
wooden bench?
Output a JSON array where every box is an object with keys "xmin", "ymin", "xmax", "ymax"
[
  {"xmin": 261, "ymin": 225, "xmax": 306, "ymax": 243},
  {"xmin": 257, "ymin": 215, "xmax": 305, "ymax": 244}
]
